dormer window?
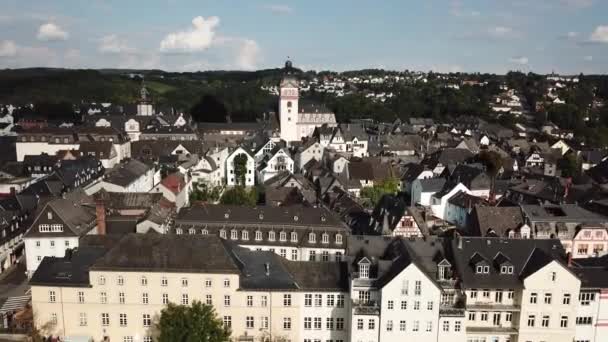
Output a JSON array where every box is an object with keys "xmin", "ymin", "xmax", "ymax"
[
  {"xmin": 358, "ymin": 258, "xmax": 371, "ymax": 279},
  {"xmin": 242, "ymin": 230, "xmax": 249, "ymax": 240},
  {"xmin": 202, "ymin": 229, "xmax": 208, "ymax": 235},
  {"xmin": 188, "ymin": 228, "xmax": 195, "ymax": 235},
  {"xmin": 437, "ymin": 259, "xmax": 452, "ymax": 280},
  {"xmin": 176, "ymin": 228, "xmax": 183, "ymax": 235},
  {"xmin": 476, "ymin": 265, "xmax": 490, "ymax": 274},
  {"xmin": 255, "ymin": 231, "xmax": 262, "ymax": 241},
  {"xmin": 291, "ymin": 232, "xmax": 298, "ymax": 242},
  {"xmin": 335, "ymin": 234, "xmax": 343, "ymax": 244},
  {"xmin": 280, "ymin": 232, "xmax": 286, "ymax": 242},
  {"xmin": 269, "ymin": 231, "xmax": 276, "ymax": 241},
  {"xmin": 308, "ymin": 233, "xmax": 316, "ymax": 243},
  {"xmin": 230, "ymin": 230, "xmax": 238, "ymax": 240},
  {"xmin": 224, "ymin": 213, "xmax": 230, "ymax": 219},
  {"xmin": 220, "ymin": 229, "xmax": 227, "ymax": 239},
  {"xmin": 322, "ymin": 233, "xmax": 329, "ymax": 244},
  {"xmin": 500, "ymin": 265, "xmax": 514, "ymax": 274},
  {"xmin": 47, "ymin": 211, "xmax": 53, "ymax": 220}
]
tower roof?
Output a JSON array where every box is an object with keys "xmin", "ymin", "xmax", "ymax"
[{"xmin": 280, "ymin": 59, "xmax": 298, "ymax": 88}]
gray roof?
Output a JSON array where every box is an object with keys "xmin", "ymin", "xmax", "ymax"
[
  {"xmin": 470, "ymin": 206, "xmax": 523, "ymax": 237},
  {"xmin": 419, "ymin": 178, "xmax": 447, "ymax": 192},
  {"xmin": 450, "ymin": 237, "xmax": 566, "ymax": 289},
  {"xmin": 91, "ymin": 233, "xmax": 240, "ymax": 273},
  {"xmin": 103, "ymin": 159, "xmax": 151, "ymax": 187},
  {"xmin": 521, "ymin": 204, "xmax": 607, "ymax": 223}
]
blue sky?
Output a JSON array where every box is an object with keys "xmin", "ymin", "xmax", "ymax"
[{"xmin": 0, "ymin": 0, "xmax": 607, "ymax": 73}]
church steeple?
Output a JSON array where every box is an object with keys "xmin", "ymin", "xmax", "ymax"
[
  {"xmin": 139, "ymin": 79, "xmax": 150, "ymax": 103},
  {"xmin": 137, "ymin": 78, "xmax": 154, "ymax": 116}
]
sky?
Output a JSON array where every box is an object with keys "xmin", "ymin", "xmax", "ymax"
[{"xmin": 0, "ymin": 0, "xmax": 607, "ymax": 74}]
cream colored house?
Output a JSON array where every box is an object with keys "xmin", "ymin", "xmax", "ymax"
[{"xmin": 30, "ymin": 234, "xmax": 348, "ymax": 342}]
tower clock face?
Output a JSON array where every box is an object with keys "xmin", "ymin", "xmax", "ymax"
[{"xmin": 282, "ymin": 88, "xmax": 298, "ymax": 97}]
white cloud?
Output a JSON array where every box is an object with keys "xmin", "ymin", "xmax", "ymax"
[
  {"xmin": 0, "ymin": 40, "xmax": 17, "ymax": 57},
  {"xmin": 508, "ymin": 56, "xmax": 529, "ymax": 65},
  {"xmin": 560, "ymin": 0, "xmax": 594, "ymax": 8},
  {"xmin": 263, "ymin": 4, "xmax": 294, "ymax": 14},
  {"xmin": 590, "ymin": 25, "xmax": 608, "ymax": 43},
  {"xmin": 160, "ymin": 16, "xmax": 220, "ymax": 53},
  {"xmin": 99, "ymin": 35, "xmax": 137, "ymax": 54},
  {"xmin": 236, "ymin": 39, "xmax": 260, "ymax": 70},
  {"xmin": 584, "ymin": 55, "xmax": 593, "ymax": 61},
  {"xmin": 566, "ymin": 31, "xmax": 578, "ymax": 38},
  {"xmin": 489, "ymin": 26, "xmax": 514, "ymax": 37},
  {"xmin": 37, "ymin": 22, "xmax": 69, "ymax": 41}
]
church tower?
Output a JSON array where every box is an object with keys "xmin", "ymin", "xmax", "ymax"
[
  {"xmin": 137, "ymin": 79, "xmax": 154, "ymax": 116},
  {"xmin": 279, "ymin": 60, "xmax": 299, "ymax": 142}
]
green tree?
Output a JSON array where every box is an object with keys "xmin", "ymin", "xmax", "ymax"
[
  {"xmin": 157, "ymin": 300, "xmax": 230, "ymax": 342},
  {"xmin": 558, "ymin": 153, "xmax": 581, "ymax": 178},
  {"xmin": 190, "ymin": 182, "xmax": 223, "ymax": 203},
  {"xmin": 478, "ymin": 150, "xmax": 504, "ymax": 201},
  {"xmin": 220, "ymin": 186, "xmax": 257, "ymax": 206},
  {"xmin": 233, "ymin": 154, "xmax": 248, "ymax": 186},
  {"xmin": 360, "ymin": 177, "xmax": 400, "ymax": 206}
]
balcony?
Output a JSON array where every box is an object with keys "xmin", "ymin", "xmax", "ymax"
[
  {"xmin": 352, "ymin": 299, "xmax": 380, "ymax": 315},
  {"xmin": 466, "ymin": 326, "xmax": 518, "ymax": 335},
  {"xmin": 466, "ymin": 302, "xmax": 521, "ymax": 311},
  {"xmin": 440, "ymin": 297, "xmax": 466, "ymax": 317}
]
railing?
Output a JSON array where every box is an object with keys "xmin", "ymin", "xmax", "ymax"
[{"xmin": 352, "ymin": 299, "xmax": 380, "ymax": 315}]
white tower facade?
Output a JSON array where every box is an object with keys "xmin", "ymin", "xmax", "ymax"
[
  {"xmin": 279, "ymin": 60, "xmax": 299, "ymax": 142},
  {"xmin": 137, "ymin": 81, "xmax": 154, "ymax": 116}
]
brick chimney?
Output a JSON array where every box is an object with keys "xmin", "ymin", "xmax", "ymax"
[{"xmin": 95, "ymin": 198, "xmax": 107, "ymax": 235}]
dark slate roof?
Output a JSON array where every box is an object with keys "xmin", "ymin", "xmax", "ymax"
[
  {"xmin": 572, "ymin": 256, "xmax": 608, "ymax": 288},
  {"xmin": 229, "ymin": 246, "xmax": 298, "ymax": 290},
  {"xmin": 588, "ymin": 159, "xmax": 608, "ymax": 184},
  {"xmin": 448, "ymin": 191, "xmax": 488, "ymax": 209},
  {"xmin": 423, "ymin": 148, "xmax": 474, "ymax": 168},
  {"xmin": 400, "ymin": 163, "xmax": 425, "ymax": 183},
  {"xmin": 103, "ymin": 159, "xmax": 151, "ymax": 187},
  {"xmin": 449, "ymin": 164, "xmax": 490, "ymax": 190},
  {"xmin": 470, "ymin": 206, "xmax": 523, "ymax": 237},
  {"xmin": 419, "ymin": 178, "xmax": 446, "ymax": 192},
  {"xmin": 93, "ymin": 190, "xmax": 163, "ymax": 210},
  {"xmin": 91, "ymin": 233, "xmax": 240, "ymax": 273},
  {"xmin": 281, "ymin": 260, "xmax": 349, "ymax": 291},
  {"xmin": 29, "ymin": 245, "xmax": 110, "ymax": 287},
  {"xmin": 449, "ymin": 237, "xmax": 565, "ymax": 289},
  {"xmin": 298, "ymin": 100, "xmax": 332, "ymax": 114}
]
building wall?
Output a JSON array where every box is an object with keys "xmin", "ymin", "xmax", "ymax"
[
  {"xmin": 572, "ymin": 228, "xmax": 608, "ymax": 259},
  {"xmin": 16, "ymin": 142, "xmax": 79, "ymax": 161},
  {"xmin": 575, "ymin": 289, "xmax": 601, "ymax": 342},
  {"xmin": 518, "ymin": 260, "xmax": 580, "ymax": 342},
  {"xmin": 25, "ymin": 236, "xmax": 80, "ymax": 275},
  {"xmin": 379, "ymin": 264, "xmax": 441, "ymax": 342},
  {"xmin": 226, "ymin": 148, "xmax": 255, "ymax": 187},
  {"xmin": 280, "ymin": 86, "xmax": 299, "ymax": 142}
]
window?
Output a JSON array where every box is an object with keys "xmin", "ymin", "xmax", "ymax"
[
  {"xmin": 242, "ymin": 230, "xmax": 249, "ymax": 240},
  {"xmin": 470, "ymin": 289, "xmax": 478, "ymax": 298},
  {"xmin": 427, "ymin": 301, "xmax": 433, "ymax": 310},
  {"xmin": 119, "ymin": 292, "xmax": 125, "ymax": 304},
  {"xmin": 141, "ymin": 276, "xmax": 148, "ymax": 286},
  {"xmin": 315, "ymin": 294, "xmax": 322, "ymax": 307},
  {"xmin": 143, "ymin": 338, "xmax": 152, "ymax": 342},
  {"xmin": 78, "ymin": 291, "xmax": 85, "ymax": 303},
  {"xmin": 308, "ymin": 232, "xmax": 316, "ymax": 243},
  {"xmin": 454, "ymin": 321, "xmax": 461, "ymax": 332},
  {"xmin": 576, "ymin": 316, "xmax": 593, "ymax": 325},
  {"xmin": 318, "ymin": 317, "xmax": 331, "ymax": 331},
  {"xmin": 501, "ymin": 265, "xmax": 514, "ymax": 274},
  {"xmin": 415, "ymin": 281, "xmax": 421, "ymax": 295},
  {"xmin": 181, "ymin": 278, "xmax": 188, "ymax": 287},
  {"xmin": 162, "ymin": 293, "xmax": 169, "ymax": 305},
  {"xmin": 290, "ymin": 231, "xmax": 298, "ymax": 242},
  {"xmin": 563, "ymin": 293, "xmax": 571, "ymax": 305},
  {"xmin": 161, "ymin": 277, "xmax": 168, "ymax": 286},
  {"xmin": 335, "ymin": 251, "xmax": 342, "ymax": 261},
  {"xmin": 223, "ymin": 316, "xmax": 232, "ymax": 328},
  {"xmin": 336, "ymin": 234, "xmax": 343, "ymax": 244},
  {"xmin": 542, "ymin": 315, "xmax": 550, "ymax": 327},
  {"xmin": 336, "ymin": 317, "xmax": 345, "ymax": 330},
  {"xmin": 143, "ymin": 314, "xmax": 151, "ymax": 327},
  {"xmin": 117, "ymin": 276, "xmax": 124, "ymax": 286},
  {"xmin": 284, "ymin": 294, "xmax": 292, "ymax": 307},
  {"xmin": 255, "ymin": 231, "xmax": 262, "ymax": 241},
  {"xmin": 206, "ymin": 294, "xmax": 212, "ymax": 305},
  {"xmin": 400, "ymin": 320, "xmax": 406, "ymax": 331},
  {"xmin": 247, "ymin": 295, "xmax": 253, "ymax": 307},
  {"xmin": 119, "ymin": 313, "xmax": 128, "ymax": 327},
  {"xmin": 443, "ymin": 320, "xmax": 449, "ymax": 332},
  {"xmin": 426, "ymin": 321, "xmax": 432, "ymax": 332},
  {"xmin": 551, "ymin": 272, "xmax": 557, "ymax": 281},
  {"xmin": 79, "ymin": 312, "xmax": 87, "ymax": 326},
  {"xmin": 359, "ymin": 263, "xmax": 370, "ymax": 278},
  {"xmin": 321, "ymin": 251, "xmax": 329, "ymax": 261},
  {"xmin": 481, "ymin": 312, "xmax": 488, "ymax": 321},
  {"xmin": 560, "ymin": 316, "xmax": 568, "ymax": 328},
  {"xmin": 337, "ymin": 294, "xmax": 345, "ymax": 308},
  {"xmin": 530, "ymin": 293, "xmax": 538, "ymax": 304},
  {"xmin": 261, "ymin": 295, "xmax": 268, "ymax": 307},
  {"xmin": 50, "ymin": 313, "xmax": 57, "ymax": 326},
  {"xmin": 544, "ymin": 293, "xmax": 552, "ymax": 304},
  {"xmin": 314, "ymin": 317, "xmax": 322, "ymax": 330},
  {"xmin": 507, "ymin": 289, "xmax": 514, "ymax": 299},
  {"xmin": 280, "ymin": 231, "xmax": 286, "ymax": 241},
  {"xmin": 482, "ymin": 289, "xmax": 490, "ymax": 298},
  {"xmin": 386, "ymin": 320, "xmax": 393, "ymax": 331},
  {"xmin": 224, "ymin": 295, "xmax": 231, "ymax": 306},
  {"xmin": 401, "ymin": 280, "xmax": 409, "ymax": 295},
  {"xmin": 283, "ymin": 317, "xmax": 292, "ymax": 330},
  {"xmin": 100, "ymin": 292, "xmax": 107, "ymax": 304},
  {"xmin": 579, "ymin": 292, "xmax": 595, "ymax": 305},
  {"xmin": 181, "ymin": 294, "xmax": 189, "ymax": 305},
  {"xmin": 413, "ymin": 320, "xmax": 419, "ymax": 332},
  {"xmin": 101, "ymin": 313, "xmax": 109, "ymax": 326},
  {"xmin": 205, "ymin": 278, "xmax": 212, "ymax": 288},
  {"xmin": 98, "ymin": 275, "xmax": 106, "ymax": 285},
  {"xmin": 246, "ymin": 316, "xmax": 254, "ymax": 329},
  {"xmin": 280, "ymin": 249, "xmax": 287, "ymax": 258},
  {"xmin": 49, "ymin": 291, "xmax": 56, "ymax": 303},
  {"xmin": 224, "ymin": 279, "xmax": 230, "ymax": 288},
  {"xmin": 230, "ymin": 230, "xmax": 238, "ymax": 240},
  {"xmin": 327, "ymin": 294, "xmax": 335, "ymax": 306},
  {"xmin": 357, "ymin": 319, "xmax": 363, "ymax": 330},
  {"xmin": 505, "ymin": 312, "xmax": 513, "ymax": 322},
  {"xmin": 142, "ymin": 293, "xmax": 149, "ymax": 305},
  {"xmin": 387, "ymin": 300, "xmax": 394, "ymax": 310},
  {"xmin": 527, "ymin": 315, "xmax": 536, "ymax": 327},
  {"xmin": 220, "ymin": 230, "xmax": 226, "ymax": 239}
]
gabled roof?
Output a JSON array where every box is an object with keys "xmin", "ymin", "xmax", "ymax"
[{"xmin": 103, "ymin": 159, "xmax": 151, "ymax": 187}]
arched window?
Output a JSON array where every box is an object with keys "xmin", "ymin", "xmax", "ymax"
[{"xmin": 287, "ymin": 101, "xmax": 292, "ymax": 108}]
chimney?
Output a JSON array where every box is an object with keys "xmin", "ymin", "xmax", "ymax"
[
  {"xmin": 264, "ymin": 262, "xmax": 270, "ymax": 276},
  {"xmin": 95, "ymin": 198, "xmax": 107, "ymax": 235},
  {"xmin": 456, "ymin": 231, "xmax": 463, "ymax": 249},
  {"xmin": 567, "ymin": 252, "xmax": 573, "ymax": 267}
]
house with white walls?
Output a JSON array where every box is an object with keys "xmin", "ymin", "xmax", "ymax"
[
  {"xmin": 226, "ymin": 147, "xmax": 255, "ymax": 187},
  {"xmin": 257, "ymin": 148, "xmax": 295, "ymax": 183}
]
